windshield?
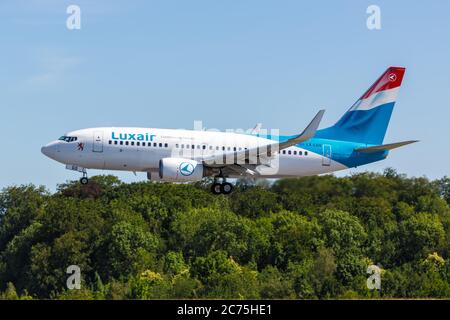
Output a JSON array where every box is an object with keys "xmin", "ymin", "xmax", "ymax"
[{"xmin": 58, "ymin": 136, "xmax": 78, "ymax": 143}]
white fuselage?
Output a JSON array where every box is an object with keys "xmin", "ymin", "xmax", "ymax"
[{"xmin": 41, "ymin": 127, "xmax": 347, "ymax": 179}]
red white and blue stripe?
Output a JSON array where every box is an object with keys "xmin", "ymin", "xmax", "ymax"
[{"xmin": 316, "ymin": 67, "xmax": 406, "ymax": 145}]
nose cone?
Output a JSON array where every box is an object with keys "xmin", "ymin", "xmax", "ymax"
[
  {"xmin": 41, "ymin": 142, "xmax": 57, "ymax": 160},
  {"xmin": 41, "ymin": 145, "xmax": 50, "ymax": 157}
]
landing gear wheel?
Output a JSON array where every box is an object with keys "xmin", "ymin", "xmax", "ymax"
[
  {"xmin": 221, "ymin": 182, "xmax": 233, "ymax": 195},
  {"xmin": 211, "ymin": 182, "xmax": 222, "ymax": 195},
  {"xmin": 80, "ymin": 177, "xmax": 89, "ymax": 185}
]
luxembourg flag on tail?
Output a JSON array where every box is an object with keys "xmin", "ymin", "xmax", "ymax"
[
  {"xmin": 350, "ymin": 67, "xmax": 405, "ymax": 112},
  {"xmin": 317, "ymin": 67, "xmax": 406, "ymax": 145}
]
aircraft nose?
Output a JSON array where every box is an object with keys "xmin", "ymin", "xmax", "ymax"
[
  {"xmin": 41, "ymin": 145, "xmax": 50, "ymax": 156},
  {"xmin": 41, "ymin": 143, "xmax": 57, "ymax": 159}
]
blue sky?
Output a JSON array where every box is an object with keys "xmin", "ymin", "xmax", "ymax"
[{"xmin": 0, "ymin": 0, "xmax": 449, "ymax": 189}]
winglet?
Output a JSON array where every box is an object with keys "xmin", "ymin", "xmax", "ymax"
[
  {"xmin": 251, "ymin": 123, "xmax": 262, "ymax": 135},
  {"xmin": 278, "ymin": 109, "xmax": 325, "ymax": 150},
  {"xmin": 298, "ymin": 109, "xmax": 325, "ymax": 142},
  {"xmin": 355, "ymin": 140, "xmax": 418, "ymax": 153}
]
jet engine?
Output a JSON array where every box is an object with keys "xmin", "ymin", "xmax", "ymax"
[{"xmin": 158, "ymin": 158, "xmax": 205, "ymax": 182}]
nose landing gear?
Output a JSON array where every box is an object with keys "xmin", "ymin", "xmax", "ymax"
[
  {"xmin": 79, "ymin": 170, "xmax": 89, "ymax": 185},
  {"xmin": 210, "ymin": 178, "xmax": 233, "ymax": 195}
]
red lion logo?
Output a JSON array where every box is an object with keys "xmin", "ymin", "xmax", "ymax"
[{"xmin": 77, "ymin": 142, "xmax": 85, "ymax": 151}]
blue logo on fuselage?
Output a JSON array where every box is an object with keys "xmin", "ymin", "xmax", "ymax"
[{"xmin": 111, "ymin": 132, "xmax": 156, "ymax": 141}]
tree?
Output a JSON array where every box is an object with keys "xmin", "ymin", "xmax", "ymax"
[
  {"xmin": 317, "ymin": 209, "xmax": 367, "ymax": 283},
  {"xmin": 191, "ymin": 250, "xmax": 259, "ymax": 298},
  {"xmin": 269, "ymin": 210, "xmax": 323, "ymax": 266},
  {"xmin": 164, "ymin": 251, "xmax": 188, "ymax": 275},
  {"xmin": 229, "ymin": 187, "xmax": 282, "ymax": 218},
  {"xmin": 104, "ymin": 221, "xmax": 160, "ymax": 278},
  {"xmin": 171, "ymin": 208, "xmax": 253, "ymax": 263},
  {"xmin": 399, "ymin": 213, "xmax": 445, "ymax": 261},
  {"xmin": 1, "ymin": 172, "xmax": 450, "ymax": 299},
  {"xmin": 258, "ymin": 266, "xmax": 295, "ymax": 299}
]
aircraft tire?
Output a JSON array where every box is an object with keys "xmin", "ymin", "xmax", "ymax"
[
  {"xmin": 211, "ymin": 182, "xmax": 222, "ymax": 195},
  {"xmin": 221, "ymin": 182, "xmax": 233, "ymax": 195}
]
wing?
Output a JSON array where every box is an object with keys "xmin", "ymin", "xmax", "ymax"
[{"xmin": 202, "ymin": 110, "xmax": 325, "ymax": 173}]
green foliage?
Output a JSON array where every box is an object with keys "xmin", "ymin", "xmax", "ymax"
[
  {"xmin": 1, "ymin": 171, "xmax": 450, "ymax": 299},
  {"xmin": 399, "ymin": 213, "xmax": 445, "ymax": 261},
  {"xmin": 229, "ymin": 186, "xmax": 282, "ymax": 218}
]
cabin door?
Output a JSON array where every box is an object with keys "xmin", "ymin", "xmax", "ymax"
[
  {"xmin": 93, "ymin": 131, "xmax": 104, "ymax": 152},
  {"xmin": 322, "ymin": 144, "xmax": 332, "ymax": 166}
]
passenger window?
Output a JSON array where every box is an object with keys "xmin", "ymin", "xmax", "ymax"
[
  {"xmin": 233, "ymin": 147, "xmax": 236, "ymax": 151},
  {"xmin": 131, "ymin": 142, "xmax": 134, "ymax": 146},
  {"xmin": 109, "ymin": 140, "xmax": 112, "ymax": 145},
  {"xmin": 299, "ymin": 151, "xmax": 302, "ymax": 155},
  {"xmin": 137, "ymin": 142, "xmax": 140, "ymax": 146},
  {"xmin": 159, "ymin": 143, "xmax": 162, "ymax": 147},
  {"xmin": 282, "ymin": 150, "xmax": 286, "ymax": 154},
  {"xmin": 192, "ymin": 145, "xmax": 195, "ymax": 149},
  {"xmin": 126, "ymin": 141, "xmax": 129, "ymax": 146},
  {"xmin": 288, "ymin": 150, "xmax": 291, "ymax": 155},
  {"xmin": 222, "ymin": 146, "xmax": 225, "ymax": 151},
  {"xmin": 203, "ymin": 145, "xmax": 206, "ymax": 150},
  {"xmin": 154, "ymin": 143, "xmax": 157, "ymax": 147},
  {"xmin": 293, "ymin": 151, "xmax": 297, "ymax": 155},
  {"xmin": 305, "ymin": 151, "xmax": 308, "ymax": 156},
  {"xmin": 165, "ymin": 143, "xmax": 168, "ymax": 148},
  {"xmin": 114, "ymin": 141, "xmax": 118, "ymax": 145},
  {"xmin": 120, "ymin": 141, "xmax": 123, "ymax": 145}
]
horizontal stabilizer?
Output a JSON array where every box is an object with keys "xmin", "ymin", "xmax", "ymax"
[{"xmin": 355, "ymin": 140, "xmax": 418, "ymax": 153}]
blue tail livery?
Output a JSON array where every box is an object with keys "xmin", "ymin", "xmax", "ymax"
[{"xmin": 316, "ymin": 66, "xmax": 405, "ymax": 145}]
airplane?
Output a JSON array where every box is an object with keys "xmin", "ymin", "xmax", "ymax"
[{"xmin": 42, "ymin": 66, "xmax": 417, "ymax": 194}]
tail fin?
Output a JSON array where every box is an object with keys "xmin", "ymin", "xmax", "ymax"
[{"xmin": 316, "ymin": 66, "xmax": 406, "ymax": 144}]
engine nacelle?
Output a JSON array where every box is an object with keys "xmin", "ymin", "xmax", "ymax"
[{"xmin": 159, "ymin": 158, "xmax": 205, "ymax": 182}]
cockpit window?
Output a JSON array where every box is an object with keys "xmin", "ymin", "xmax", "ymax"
[{"xmin": 58, "ymin": 136, "xmax": 78, "ymax": 142}]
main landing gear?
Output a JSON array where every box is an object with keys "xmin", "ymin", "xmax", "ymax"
[
  {"xmin": 211, "ymin": 178, "xmax": 233, "ymax": 195},
  {"xmin": 79, "ymin": 171, "xmax": 89, "ymax": 185}
]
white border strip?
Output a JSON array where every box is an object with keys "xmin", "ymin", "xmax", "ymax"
[{"xmin": 350, "ymin": 87, "xmax": 399, "ymax": 111}]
